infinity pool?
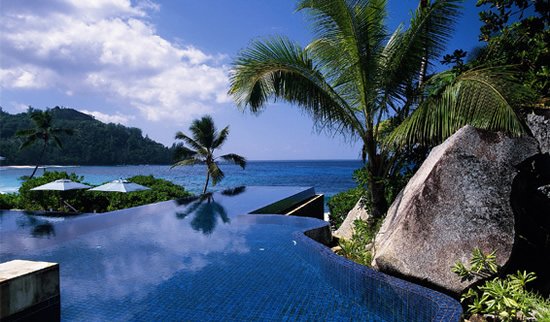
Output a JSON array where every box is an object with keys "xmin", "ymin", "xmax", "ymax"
[{"xmin": 0, "ymin": 186, "xmax": 462, "ymax": 321}]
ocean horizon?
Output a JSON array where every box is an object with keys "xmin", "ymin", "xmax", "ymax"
[{"xmin": 0, "ymin": 160, "xmax": 363, "ymax": 203}]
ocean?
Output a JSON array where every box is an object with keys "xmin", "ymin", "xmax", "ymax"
[{"xmin": 0, "ymin": 160, "xmax": 363, "ymax": 202}]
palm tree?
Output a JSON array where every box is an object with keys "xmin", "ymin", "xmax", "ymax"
[
  {"xmin": 229, "ymin": 0, "xmax": 462, "ymax": 219},
  {"xmin": 16, "ymin": 109, "xmax": 73, "ymax": 179},
  {"xmin": 172, "ymin": 115, "xmax": 246, "ymax": 194}
]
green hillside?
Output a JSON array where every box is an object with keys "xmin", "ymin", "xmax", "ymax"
[{"xmin": 0, "ymin": 106, "xmax": 173, "ymax": 165}]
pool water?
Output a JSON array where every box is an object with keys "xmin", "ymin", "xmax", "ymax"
[{"xmin": 0, "ymin": 186, "xmax": 461, "ymax": 321}]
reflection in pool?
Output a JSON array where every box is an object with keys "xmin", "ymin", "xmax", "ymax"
[
  {"xmin": 176, "ymin": 193, "xmax": 232, "ymax": 235},
  {"xmin": 0, "ymin": 186, "xmax": 461, "ymax": 321}
]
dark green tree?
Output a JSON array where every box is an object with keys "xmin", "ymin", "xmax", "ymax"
[
  {"xmin": 172, "ymin": 115, "xmax": 246, "ymax": 194},
  {"xmin": 16, "ymin": 109, "xmax": 73, "ymax": 179}
]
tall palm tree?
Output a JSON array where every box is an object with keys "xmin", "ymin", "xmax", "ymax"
[
  {"xmin": 229, "ymin": 0, "xmax": 462, "ymax": 219},
  {"xmin": 16, "ymin": 109, "xmax": 73, "ymax": 179},
  {"xmin": 172, "ymin": 115, "xmax": 246, "ymax": 194}
]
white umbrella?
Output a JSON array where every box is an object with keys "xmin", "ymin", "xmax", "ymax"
[
  {"xmin": 30, "ymin": 179, "xmax": 91, "ymax": 212},
  {"xmin": 88, "ymin": 179, "xmax": 150, "ymax": 193},
  {"xmin": 31, "ymin": 179, "xmax": 91, "ymax": 191}
]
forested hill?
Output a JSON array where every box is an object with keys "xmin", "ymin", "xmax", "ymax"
[{"xmin": 0, "ymin": 107, "xmax": 174, "ymax": 165}]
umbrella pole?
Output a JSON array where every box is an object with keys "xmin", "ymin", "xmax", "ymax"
[{"xmin": 59, "ymin": 197, "xmax": 78, "ymax": 213}]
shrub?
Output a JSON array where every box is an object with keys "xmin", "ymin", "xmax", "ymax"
[
  {"xmin": 327, "ymin": 187, "xmax": 364, "ymax": 230},
  {"xmin": 0, "ymin": 193, "xmax": 19, "ymax": 210},
  {"xmin": 336, "ymin": 218, "xmax": 382, "ymax": 267},
  {"xmin": 98, "ymin": 175, "xmax": 192, "ymax": 211},
  {"xmin": 14, "ymin": 171, "xmax": 191, "ymax": 214},
  {"xmin": 17, "ymin": 171, "xmax": 91, "ymax": 212},
  {"xmin": 453, "ymin": 248, "xmax": 550, "ymax": 321}
]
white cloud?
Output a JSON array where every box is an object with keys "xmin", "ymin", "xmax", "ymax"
[
  {"xmin": 0, "ymin": 0, "xmax": 229, "ymax": 124},
  {"xmin": 79, "ymin": 109, "xmax": 135, "ymax": 125},
  {"xmin": 0, "ymin": 65, "xmax": 56, "ymax": 89}
]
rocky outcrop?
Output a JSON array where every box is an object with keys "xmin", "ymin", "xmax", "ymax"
[
  {"xmin": 372, "ymin": 125, "xmax": 539, "ymax": 294},
  {"xmin": 526, "ymin": 111, "xmax": 550, "ymax": 154},
  {"xmin": 333, "ymin": 198, "xmax": 369, "ymax": 240}
]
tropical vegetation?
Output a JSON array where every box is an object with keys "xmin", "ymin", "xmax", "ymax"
[
  {"xmin": 0, "ymin": 171, "xmax": 191, "ymax": 213},
  {"xmin": 1, "ymin": 107, "xmax": 173, "ymax": 166},
  {"xmin": 327, "ymin": 186, "xmax": 364, "ymax": 230},
  {"xmin": 336, "ymin": 218, "xmax": 382, "ymax": 267},
  {"xmin": 229, "ymin": 0, "xmax": 534, "ymax": 219},
  {"xmin": 15, "ymin": 109, "xmax": 73, "ymax": 178},
  {"xmin": 475, "ymin": 0, "xmax": 548, "ymax": 101},
  {"xmin": 453, "ymin": 248, "xmax": 550, "ymax": 321},
  {"xmin": 172, "ymin": 115, "xmax": 246, "ymax": 194}
]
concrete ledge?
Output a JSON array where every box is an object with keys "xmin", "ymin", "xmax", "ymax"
[{"xmin": 0, "ymin": 260, "xmax": 60, "ymax": 322}]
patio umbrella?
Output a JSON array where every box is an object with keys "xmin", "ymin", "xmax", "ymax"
[
  {"xmin": 30, "ymin": 179, "xmax": 91, "ymax": 212},
  {"xmin": 31, "ymin": 179, "xmax": 91, "ymax": 191},
  {"xmin": 88, "ymin": 179, "xmax": 150, "ymax": 193}
]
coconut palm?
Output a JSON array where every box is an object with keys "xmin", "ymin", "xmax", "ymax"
[
  {"xmin": 229, "ymin": 0, "xmax": 463, "ymax": 219},
  {"xmin": 16, "ymin": 109, "xmax": 73, "ymax": 179},
  {"xmin": 172, "ymin": 115, "xmax": 246, "ymax": 194}
]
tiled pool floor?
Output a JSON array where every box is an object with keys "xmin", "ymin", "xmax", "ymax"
[
  {"xmin": 1, "ymin": 186, "xmax": 461, "ymax": 321},
  {"xmin": 1, "ymin": 187, "xmax": 384, "ymax": 321},
  {"xmin": 52, "ymin": 223, "xmax": 381, "ymax": 321}
]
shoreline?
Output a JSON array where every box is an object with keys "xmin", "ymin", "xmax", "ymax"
[{"xmin": 0, "ymin": 165, "xmax": 80, "ymax": 169}]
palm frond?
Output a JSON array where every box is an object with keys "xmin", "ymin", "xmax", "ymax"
[
  {"xmin": 190, "ymin": 116, "xmax": 216, "ymax": 149},
  {"xmin": 212, "ymin": 126, "xmax": 229, "ymax": 149},
  {"xmin": 50, "ymin": 128, "xmax": 74, "ymax": 136},
  {"xmin": 19, "ymin": 135, "xmax": 39, "ymax": 150},
  {"xmin": 172, "ymin": 143, "xmax": 199, "ymax": 161},
  {"xmin": 52, "ymin": 136, "xmax": 63, "ymax": 149},
  {"xmin": 299, "ymin": 0, "xmax": 388, "ymax": 118},
  {"xmin": 387, "ymin": 66, "xmax": 533, "ymax": 147},
  {"xmin": 229, "ymin": 36, "xmax": 364, "ymax": 138},
  {"xmin": 220, "ymin": 153, "xmax": 246, "ymax": 169},
  {"xmin": 171, "ymin": 158, "xmax": 204, "ymax": 168},
  {"xmin": 15, "ymin": 129, "xmax": 36, "ymax": 137},
  {"xmin": 207, "ymin": 162, "xmax": 225, "ymax": 185},
  {"xmin": 380, "ymin": 0, "xmax": 462, "ymax": 98},
  {"xmin": 175, "ymin": 131, "xmax": 207, "ymax": 155}
]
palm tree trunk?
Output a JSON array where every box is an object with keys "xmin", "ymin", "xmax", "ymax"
[
  {"xmin": 29, "ymin": 143, "xmax": 47, "ymax": 179},
  {"xmin": 364, "ymin": 130, "xmax": 388, "ymax": 220},
  {"xmin": 203, "ymin": 171, "xmax": 210, "ymax": 194},
  {"xmin": 369, "ymin": 178, "xmax": 388, "ymax": 220}
]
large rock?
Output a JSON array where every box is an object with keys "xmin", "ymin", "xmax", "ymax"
[
  {"xmin": 372, "ymin": 126, "xmax": 539, "ymax": 294},
  {"xmin": 526, "ymin": 111, "xmax": 550, "ymax": 154},
  {"xmin": 334, "ymin": 198, "xmax": 369, "ymax": 240}
]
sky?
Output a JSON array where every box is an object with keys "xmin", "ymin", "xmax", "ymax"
[{"xmin": 0, "ymin": 0, "xmax": 483, "ymax": 160}]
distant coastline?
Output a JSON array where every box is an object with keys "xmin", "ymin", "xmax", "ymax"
[
  {"xmin": 0, "ymin": 165, "xmax": 80, "ymax": 169},
  {"xmin": 0, "ymin": 161, "xmax": 361, "ymax": 199}
]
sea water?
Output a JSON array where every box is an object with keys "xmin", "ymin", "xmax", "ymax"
[{"xmin": 0, "ymin": 160, "xmax": 363, "ymax": 201}]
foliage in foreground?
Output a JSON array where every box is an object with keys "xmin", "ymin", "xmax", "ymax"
[
  {"xmin": 336, "ymin": 219, "xmax": 382, "ymax": 267},
  {"xmin": 327, "ymin": 187, "xmax": 364, "ymax": 230},
  {"xmin": 453, "ymin": 248, "xmax": 550, "ymax": 321},
  {"xmin": 0, "ymin": 171, "xmax": 191, "ymax": 213}
]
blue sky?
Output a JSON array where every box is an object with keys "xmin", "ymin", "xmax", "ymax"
[{"xmin": 0, "ymin": 0, "xmax": 482, "ymax": 160}]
